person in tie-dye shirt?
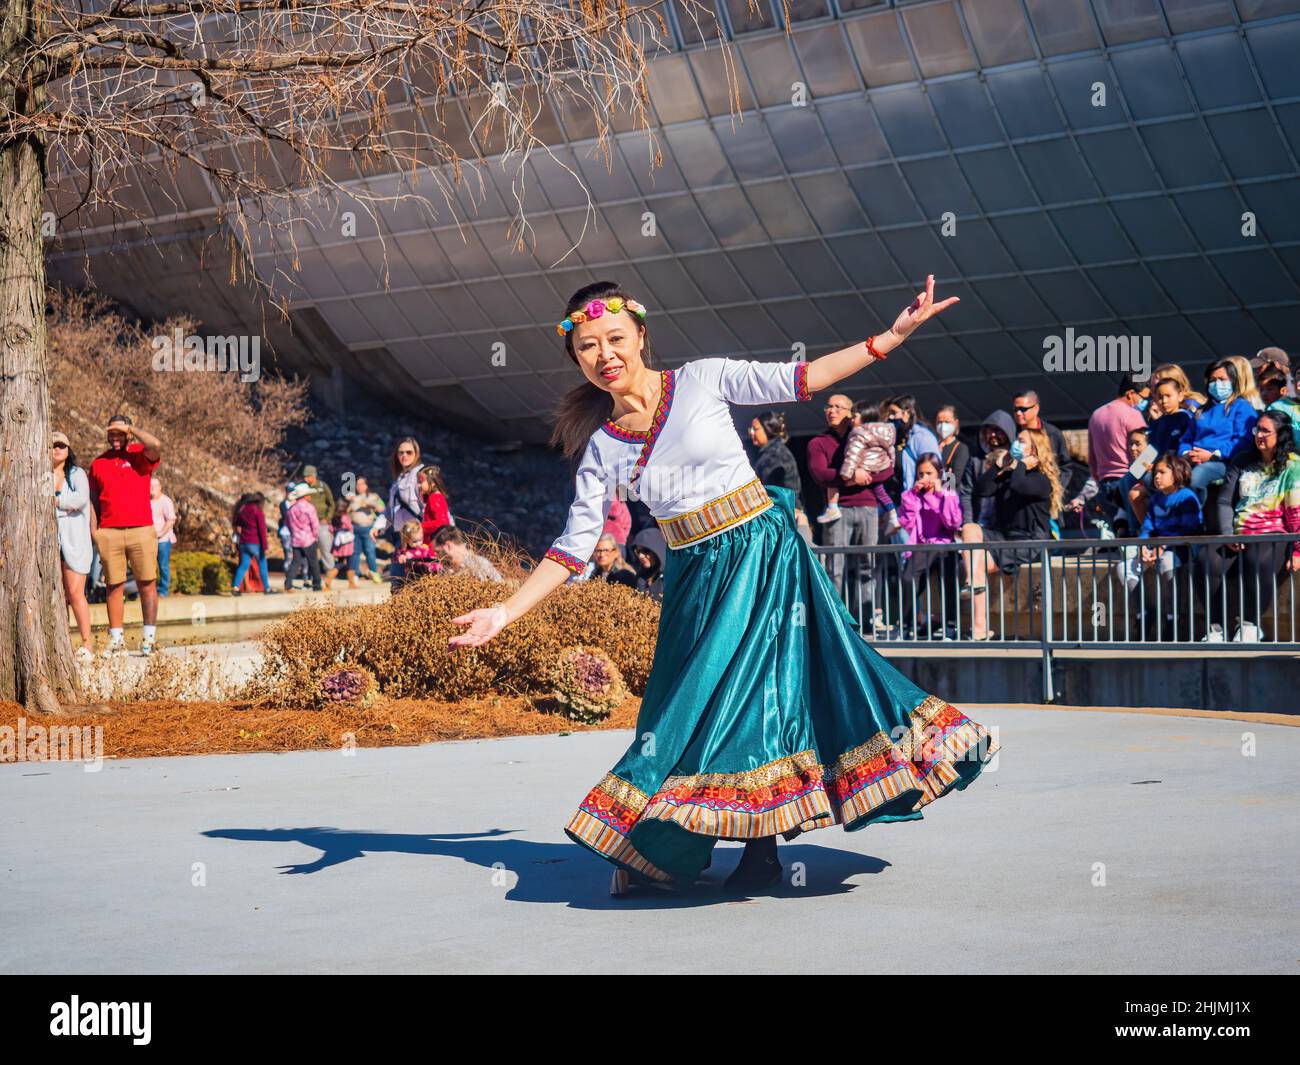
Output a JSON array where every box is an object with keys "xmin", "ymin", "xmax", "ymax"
[{"xmin": 1196, "ymin": 410, "xmax": 1300, "ymax": 642}]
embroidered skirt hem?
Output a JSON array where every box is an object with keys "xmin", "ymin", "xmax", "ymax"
[{"xmin": 563, "ymin": 485, "xmax": 1000, "ymax": 886}]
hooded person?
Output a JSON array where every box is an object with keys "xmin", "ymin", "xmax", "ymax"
[
  {"xmin": 629, "ymin": 525, "xmax": 667, "ymax": 602},
  {"xmin": 958, "ymin": 410, "xmax": 1017, "ymax": 528},
  {"xmin": 956, "ymin": 410, "xmax": 1020, "ymax": 637}
]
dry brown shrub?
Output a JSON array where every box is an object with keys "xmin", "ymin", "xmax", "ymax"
[
  {"xmin": 246, "ymin": 574, "xmax": 660, "ymax": 708},
  {"xmin": 46, "ymin": 287, "xmax": 310, "ymax": 552},
  {"xmin": 79, "ymin": 648, "xmax": 241, "ymax": 703}
]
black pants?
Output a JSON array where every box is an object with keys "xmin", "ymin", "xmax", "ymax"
[
  {"xmin": 901, "ymin": 550, "xmax": 959, "ymax": 629},
  {"xmin": 1195, "ymin": 541, "xmax": 1289, "ymax": 635},
  {"xmin": 286, "ymin": 545, "xmax": 321, "ymax": 590}
]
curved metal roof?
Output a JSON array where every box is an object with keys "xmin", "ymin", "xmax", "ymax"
[{"xmin": 49, "ymin": 1, "xmax": 1300, "ymax": 442}]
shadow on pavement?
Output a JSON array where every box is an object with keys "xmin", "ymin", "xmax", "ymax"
[{"xmin": 203, "ymin": 827, "xmax": 891, "ymax": 909}]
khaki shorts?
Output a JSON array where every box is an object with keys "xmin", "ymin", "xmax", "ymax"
[{"xmin": 94, "ymin": 525, "xmax": 158, "ymax": 585}]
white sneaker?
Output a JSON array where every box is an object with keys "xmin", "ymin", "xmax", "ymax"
[
  {"xmin": 1202, "ymin": 625, "xmax": 1225, "ymax": 643},
  {"xmin": 75, "ymin": 646, "xmax": 94, "ymax": 663},
  {"xmin": 1232, "ymin": 622, "xmax": 1260, "ymax": 643},
  {"xmin": 139, "ymin": 639, "xmax": 155, "ymax": 656},
  {"xmin": 817, "ymin": 504, "xmax": 842, "ymax": 524},
  {"xmin": 101, "ymin": 639, "xmax": 126, "ymax": 658}
]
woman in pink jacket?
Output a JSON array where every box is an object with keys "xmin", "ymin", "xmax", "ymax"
[
  {"xmin": 284, "ymin": 483, "xmax": 322, "ymax": 592},
  {"xmin": 898, "ymin": 453, "xmax": 963, "ymax": 637}
]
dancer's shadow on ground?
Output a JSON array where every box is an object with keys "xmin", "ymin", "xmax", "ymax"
[{"xmin": 203, "ymin": 827, "xmax": 888, "ymax": 909}]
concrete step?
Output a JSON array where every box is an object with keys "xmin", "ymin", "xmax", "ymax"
[{"xmin": 76, "ymin": 581, "xmax": 391, "ymax": 631}]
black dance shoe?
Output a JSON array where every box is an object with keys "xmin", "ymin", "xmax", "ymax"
[
  {"xmin": 723, "ymin": 855, "xmax": 783, "ymax": 894},
  {"xmin": 723, "ymin": 837, "xmax": 783, "ymax": 893}
]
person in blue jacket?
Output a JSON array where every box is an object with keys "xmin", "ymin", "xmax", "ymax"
[
  {"xmin": 1138, "ymin": 453, "xmax": 1203, "ymax": 544},
  {"xmin": 1177, "ymin": 359, "xmax": 1258, "ymax": 504},
  {"xmin": 1132, "ymin": 452, "xmax": 1203, "ymax": 638},
  {"xmin": 1129, "ymin": 374, "xmax": 1196, "ymax": 527}
]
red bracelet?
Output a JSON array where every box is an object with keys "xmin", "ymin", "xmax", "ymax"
[{"xmin": 865, "ymin": 335, "xmax": 889, "ymax": 361}]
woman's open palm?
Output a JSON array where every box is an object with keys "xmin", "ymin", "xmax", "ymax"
[
  {"xmin": 448, "ymin": 605, "xmax": 509, "ymax": 650},
  {"xmin": 892, "ymin": 274, "xmax": 959, "ymax": 339}
]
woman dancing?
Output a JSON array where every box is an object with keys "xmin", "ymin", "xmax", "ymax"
[{"xmin": 449, "ymin": 276, "xmax": 1000, "ymax": 895}]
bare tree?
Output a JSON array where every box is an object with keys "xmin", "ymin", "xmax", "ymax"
[{"xmin": 1, "ymin": 0, "xmax": 728, "ymax": 711}]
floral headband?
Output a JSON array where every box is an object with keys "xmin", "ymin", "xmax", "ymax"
[{"xmin": 556, "ymin": 296, "xmax": 647, "ymax": 337}]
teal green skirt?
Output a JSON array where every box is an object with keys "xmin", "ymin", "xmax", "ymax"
[{"xmin": 564, "ymin": 484, "xmax": 999, "ymax": 885}]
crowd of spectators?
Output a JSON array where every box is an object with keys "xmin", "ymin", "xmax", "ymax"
[
  {"xmin": 756, "ymin": 349, "xmax": 1299, "ymax": 643},
  {"xmin": 49, "ymin": 348, "xmax": 1300, "ymax": 655}
]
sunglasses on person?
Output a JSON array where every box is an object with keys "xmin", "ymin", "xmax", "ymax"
[
  {"xmin": 50, "ymin": 443, "xmax": 68, "ymax": 449},
  {"xmin": 1013, "ymin": 404, "xmax": 1037, "ymax": 414}
]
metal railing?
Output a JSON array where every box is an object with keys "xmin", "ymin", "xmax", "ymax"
[{"xmin": 812, "ymin": 532, "xmax": 1300, "ymax": 701}]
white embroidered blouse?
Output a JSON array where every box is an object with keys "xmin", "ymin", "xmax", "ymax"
[{"xmin": 544, "ymin": 357, "xmax": 813, "ymax": 574}]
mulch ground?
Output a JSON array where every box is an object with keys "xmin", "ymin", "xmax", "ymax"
[{"xmin": 0, "ymin": 695, "xmax": 641, "ymax": 761}]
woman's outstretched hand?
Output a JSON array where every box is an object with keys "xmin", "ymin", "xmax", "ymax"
[
  {"xmin": 448, "ymin": 604, "xmax": 510, "ymax": 651},
  {"xmin": 891, "ymin": 274, "xmax": 959, "ymax": 340}
]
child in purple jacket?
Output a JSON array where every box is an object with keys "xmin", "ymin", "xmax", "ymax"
[{"xmin": 898, "ymin": 454, "xmax": 963, "ymax": 636}]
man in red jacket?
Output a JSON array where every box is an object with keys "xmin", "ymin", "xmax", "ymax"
[
  {"xmin": 806, "ymin": 393, "xmax": 892, "ymax": 633},
  {"xmin": 89, "ymin": 414, "xmax": 163, "ymax": 655}
]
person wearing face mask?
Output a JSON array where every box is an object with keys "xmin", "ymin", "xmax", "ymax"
[
  {"xmin": 957, "ymin": 410, "xmax": 1016, "ymax": 638},
  {"xmin": 881, "ymin": 395, "xmax": 941, "ymax": 498},
  {"xmin": 1226, "ymin": 355, "xmax": 1265, "ymax": 411},
  {"xmin": 1177, "ymin": 359, "xmax": 1259, "ymax": 506},
  {"xmin": 933, "ymin": 405, "xmax": 969, "ymax": 492},
  {"xmin": 968, "ymin": 428, "xmax": 1062, "ymax": 639},
  {"xmin": 1011, "ymin": 390, "xmax": 1072, "ymax": 483}
]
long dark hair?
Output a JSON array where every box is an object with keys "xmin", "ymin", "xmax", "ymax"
[
  {"xmin": 1202, "ymin": 359, "xmax": 1244, "ymax": 413},
  {"xmin": 1243, "ymin": 410, "xmax": 1296, "ymax": 475},
  {"xmin": 884, "ymin": 393, "xmax": 930, "ymax": 430},
  {"xmin": 549, "ymin": 280, "xmax": 656, "ymax": 461},
  {"xmin": 390, "ymin": 436, "xmax": 421, "ymax": 479},
  {"xmin": 418, "ymin": 463, "xmax": 449, "ymax": 500}
]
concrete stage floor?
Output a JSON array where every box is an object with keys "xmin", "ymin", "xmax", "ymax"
[{"xmin": 2, "ymin": 707, "xmax": 1296, "ymax": 974}]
